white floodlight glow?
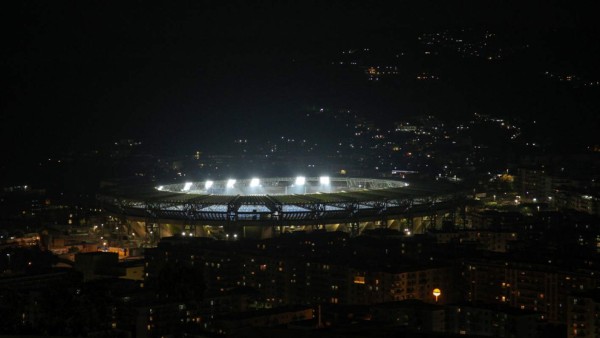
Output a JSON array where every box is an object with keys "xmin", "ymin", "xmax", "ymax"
[
  {"xmin": 182, "ymin": 182, "xmax": 193, "ymax": 191},
  {"xmin": 157, "ymin": 186, "xmax": 164, "ymax": 191},
  {"xmin": 295, "ymin": 176, "xmax": 306, "ymax": 185},
  {"xmin": 205, "ymin": 180, "xmax": 214, "ymax": 189},
  {"xmin": 250, "ymin": 178, "xmax": 260, "ymax": 187},
  {"xmin": 319, "ymin": 176, "xmax": 330, "ymax": 185},
  {"xmin": 226, "ymin": 179, "xmax": 236, "ymax": 188}
]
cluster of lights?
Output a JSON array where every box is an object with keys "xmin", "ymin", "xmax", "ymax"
[
  {"xmin": 171, "ymin": 176, "xmax": 332, "ymax": 192},
  {"xmin": 224, "ymin": 176, "xmax": 330, "ymax": 188},
  {"xmin": 249, "ymin": 178, "xmax": 260, "ymax": 187},
  {"xmin": 227, "ymin": 179, "xmax": 236, "ymax": 188}
]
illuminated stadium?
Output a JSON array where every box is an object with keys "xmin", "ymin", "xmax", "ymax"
[{"xmin": 98, "ymin": 177, "xmax": 467, "ymax": 241}]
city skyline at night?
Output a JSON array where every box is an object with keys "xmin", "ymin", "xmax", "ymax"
[{"xmin": 1, "ymin": 2, "xmax": 600, "ymax": 337}]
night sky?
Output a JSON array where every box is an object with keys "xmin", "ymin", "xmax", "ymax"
[{"xmin": 2, "ymin": 1, "xmax": 599, "ymax": 163}]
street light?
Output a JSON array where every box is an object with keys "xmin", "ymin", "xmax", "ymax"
[{"xmin": 433, "ymin": 288, "xmax": 441, "ymax": 303}]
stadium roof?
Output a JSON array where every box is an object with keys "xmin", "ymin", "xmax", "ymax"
[{"xmin": 98, "ymin": 177, "xmax": 466, "ymax": 224}]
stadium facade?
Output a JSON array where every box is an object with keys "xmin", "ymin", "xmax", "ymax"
[{"xmin": 98, "ymin": 177, "xmax": 468, "ymax": 242}]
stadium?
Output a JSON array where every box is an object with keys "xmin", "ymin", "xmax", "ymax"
[{"xmin": 98, "ymin": 177, "xmax": 468, "ymax": 241}]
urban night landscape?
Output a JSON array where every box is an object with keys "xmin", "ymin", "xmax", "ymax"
[{"xmin": 2, "ymin": 1, "xmax": 600, "ymax": 337}]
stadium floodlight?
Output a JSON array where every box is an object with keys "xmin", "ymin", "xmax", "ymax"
[
  {"xmin": 295, "ymin": 176, "xmax": 306, "ymax": 185},
  {"xmin": 157, "ymin": 186, "xmax": 164, "ymax": 191},
  {"xmin": 226, "ymin": 179, "xmax": 236, "ymax": 188},
  {"xmin": 205, "ymin": 180, "xmax": 214, "ymax": 189},
  {"xmin": 182, "ymin": 182, "xmax": 193, "ymax": 191},
  {"xmin": 319, "ymin": 176, "xmax": 330, "ymax": 185},
  {"xmin": 250, "ymin": 178, "xmax": 260, "ymax": 187}
]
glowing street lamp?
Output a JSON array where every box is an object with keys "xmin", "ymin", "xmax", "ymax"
[{"xmin": 433, "ymin": 288, "xmax": 441, "ymax": 303}]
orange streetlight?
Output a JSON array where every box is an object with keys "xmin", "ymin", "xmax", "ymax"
[{"xmin": 433, "ymin": 288, "xmax": 441, "ymax": 303}]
